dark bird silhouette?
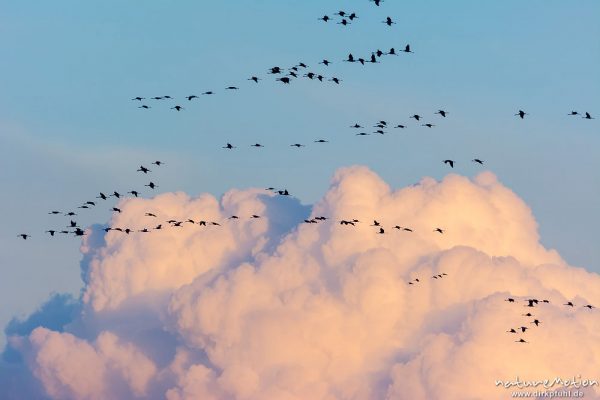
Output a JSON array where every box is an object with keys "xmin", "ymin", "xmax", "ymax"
[
  {"xmin": 163, "ymin": 96, "xmax": 172, "ymax": 99},
  {"xmin": 515, "ymin": 339, "xmax": 528, "ymax": 343},
  {"xmin": 370, "ymin": 54, "xmax": 378, "ymax": 64},
  {"xmin": 358, "ymin": 58, "xmax": 365, "ymax": 65},
  {"xmin": 515, "ymin": 110, "xmax": 527, "ymax": 119},
  {"xmin": 583, "ymin": 112, "xmax": 594, "ymax": 120},
  {"xmin": 251, "ymin": 215, "xmax": 261, "ymax": 219},
  {"xmin": 145, "ymin": 213, "xmax": 157, "ymax": 217},
  {"xmin": 443, "ymin": 159, "xmax": 455, "ymax": 168},
  {"xmin": 356, "ymin": 132, "xmax": 370, "ymax": 136},
  {"xmin": 269, "ymin": 67, "xmax": 282, "ymax": 74},
  {"xmin": 112, "ymin": 191, "xmax": 121, "ymax": 199},
  {"xmin": 18, "ymin": 234, "xmax": 30, "ymax": 240},
  {"xmin": 531, "ymin": 319, "xmax": 541, "ymax": 326},
  {"xmin": 434, "ymin": 228, "xmax": 444, "ymax": 234},
  {"xmin": 564, "ymin": 301, "xmax": 575, "ymax": 307},
  {"xmin": 202, "ymin": 91, "xmax": 214, "ymax": 95},
  {"xmin": 138, "ymin": 105, "xmax": 151, "ymax": 109},
  {"xmin": 568, "ymin": 111, "xmax": 579, "ymax": 116},
  {"xmin": 422, "ymin": 123, "xmax": 435, "ymax": 128},
  {"xmin": 251, "ymin": 143, "xmax": 264, "ymax": 148},
  {"xmin": 377, "ymin": 227, "xmax": 385, "ymax": 234},
  {"xmin": 171, "ymin": 105, "xmax": 184, "ymax": 111},
  {"xmin": 112, "ymin": 207, "xmax": 122, "ymax": 213},
  {"xmin": 402, "ymin": 44, "xmax": 413, "ymax": 53},
  {"xmin": 583, "ymin": 304, "xmax": 595, "ymax": 309},
  {"xmin": 319, "ymin": 15, "xmax": 330, "ymax": 22},
  {"xmin": 435, "ymin": 110, "xmax": 448, "ymax": 117},
  {"xmin": 229, "ymin": 215, "xmax": 239, "ymax": 219},
  {"xmin": 348, "ymin": 13, "xmax": 358, "ymax": 21},
  {"xmin": 139, "ymin": 228, "xmax": 150, "ymax": 233},
  {"xmin": 73, "ymin": 228, "xmax": 86, "ymax": 236},
  {"xmin": 290, "ymin": 143, "xmax": 305, "ymax": 148},
  {"xmin": 340, "ymin": 220, "xmax": 355, "ymax": 226},
  {"xmin": 370, "ymin": 0, "xmax": 383, "ymax": 6},
  {"xmin": 338, "ymin": 19, "xmax": 350, "ymax": 26},
  {"xmin": 77, "ymin": 205, "xmax": 89, "ymax": 209},
  {"xmin": 48, "ymin": 211, "xmax": 61, "ymax": 215},
  {"xmin": 403, "ymin": 228, "xmax": 413, "ymax": 232},
  {"xmin": 387, "ymin": 47, "xmax": 397, "ymax": 56},
  {"xmin": 522, "ymin": 312, "xmax": 533, "ymax": 317},
  {"xmin": 186, "ymin": 95, "xmax": 198, "ymax": 101},
  {"xmin": 65, "ymin": 212, "xmax": 77, "ymax": 216},
  {"xmin": 85, "ymin": 201, "xmax": 95, "ymax": 206},
  {"xmin": 248, "ymin": 76, "xmax": 260, "ymax": 83},
  {"xmin": 507, "ymin": 328, "xmax": 517, "ymax": 333},
  {"xmin": 223, "ymin": 143, "xmax": 236, "ymax": 149},
  {"xmin": 374, "ymin": 129, "xmax": 385, "ymax": 135},
  {"xmin": 351, "ymin": 123, "xmax": 363, "ymax": 128},
  {"xmin": 383, "ymin": 17, "xmax": 395, "ymax": 26},
  {"xmin": 304, "ymin": 72, "xmax": 316, "ymax": 79},
  {"xmin": 505, "ymin": 298, "xmax": 515, "ymax": 303},
  {"xmin": 371, "ymin": 220, "xmax": 381, "ymax": 227},
  {"xmin": 155, "ymin": 224, "xmax": 162, "ymax": 230},
  {"xmin": 319, "ymin": 59, "xmax": 331, "ymax": 66},
  {"xmin": 277, "ymin": 77, "xmax": 291, "ymax": 84},
  {"xmin": 344, "ymin": 54, "xmax": 355, "ymax": 63},
  {"xmin": 472, "ymin": 159, "xmax": 484, "ymax": 165},
  {"xmin": 68, "ymin": 220, "xmax": 78, "ymax": 228},
  {"xmin": 128, "ymin": 190, "xmax": 139, "ymax": 197},
  {"xmin": 314, "ymin": 139, "xmax": 328, "ymax": 143},
  {"xmin": 132, "ymin": 97, "xmax": 145, "ymax": 101},
  {"xmin": 97, "ymin": 193, "xmax": 108, "ymax": 200},
  {"xmin": 410, "ymin": 114, "xmax": 421, "ymax": 121},
  {"xmin": 277, "ymin": 189, "xmax": 290, "ymax": 196},
  {"xmin": 137, "ymin": 165, "xmax": 151, "ymax": 174},
  {"xmin": 225, "ymin": 86, "xmax": 239, "ymax": 90},
  {"xmin": 151, "ymin": 97, "xmax": 163, "ymax": 100},
  {"xmin": 394, "ymin": 124, "xmax": 406, "ymax": 129},
  {"xmin": 520, "ymin": 326, "xmax": 528, "ymax": 333},
  {"xmin": 152, "ymin": 160, "xmax": 164, "ymax": 166},
  {"xmin": 145, "ymin": 182, "xmax": 157, "ymax": 189}
]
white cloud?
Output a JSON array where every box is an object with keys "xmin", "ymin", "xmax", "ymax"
[{"xmin": 4, "ymin": 166, "xmax": 599, "ymax": 399}]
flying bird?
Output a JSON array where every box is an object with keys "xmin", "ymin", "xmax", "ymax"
[
  {"xmin": 132, "ymin": 97, "xmax": 144, "ymax": 101},
  {"xmin": 422, "ymin": 123, "xmax": 435, "ymax": 128},
  {"xmin": 434, "ymin": 228, "xmax": 444, "ymax": 234},
  {"xmin": 186, "ymin": 95, "xmax": 198, "ymax": 101},
  {"xmin": 137, "ymin": 165, "xmax": 151, "ymax": 174},
  {"xmin": 18, "ymin": 234, "xmax": 30, "ymax": 240},
  {"xmin": 97, "ymin": 193, "xmax": 108, "ymax": 200},
  {"xmin": 383, "ymin": 17, "xmax": 395, "ymax": 26},
  {"xmin": 402, "ymin": 44, "xmax": 413, "ymax": 53},
  {"xmin": 171, "ymin": 105, "xmax": 184, "ymax": 111},
  {"xmin": 583, "ymin": 112, "xmax": 594, "ymax": 119},
  {"xmin": 319, "ymin": 15, "xmax": 330, "ymax": 22},
  {"xmin": 138, "ymin": 105, "xmax": 151, "ymax": 109},
  {"xmin": 145, "ymin": 182, "xmax": 157, "ymax": 189},
  {"xmin": 443, "ymin": 159, "xmax": 455, "ymax": 168},
  {"xmin": 435, "ymin": 110, "xmax": 448, "ymax": 117},
  {"xmin": 531, "ymin": 319, "xmax": 541, "ymax": 326},
  {"xmin": 472, "ymin": 159, "xmax": 484, "ymax": 165},
  {"xmin": 223, "ymin": 143, "xmax": 236, "ymax": 149},
  {"xmin": 515, "ymin": 110, "xmax": 527, "ymax": 119},
  {"xmin": 410, "ymin": 114, "xmax": 421, "ymax": 121},
  {"xmin": 152, "ymin": 160, "xmax": 164, "ymax": 166},
  {"xmin": 248, "ymin": 76, "xmax": 260, "ymax": 83},
  {"xmin": 225, "ymin": 86, "xmax": 239, "ymax": 90}
]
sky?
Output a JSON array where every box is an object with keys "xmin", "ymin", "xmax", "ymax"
[{"xmin": 0, "ymin": 1, "xmax": 599, "ymax": 398}]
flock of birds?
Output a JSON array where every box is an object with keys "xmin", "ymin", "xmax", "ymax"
[
  {"xmin": 503, "ymin": 297, "xmax": 595, "ymax": 344},
  {"xmin": 16, "ymin": 0, "xmax": 597, "ymax": 345}
]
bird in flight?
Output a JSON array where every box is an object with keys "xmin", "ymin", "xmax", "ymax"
[
  {"xmin": 223, "ymin": 143, "xmax": 236, "ymax": 149},
  {"xmin": 145, "ymin": 182, "xmax": 158, "ymax": 189},
  {"xmin": 402, "ymin": 44, "xmax": 413, "ymax": 53},
  {"xmin": 248, "ymin": 76, "xmax": 260, "ymax": 83},
  {"xmin": 319, "ymin": 59, "xmax": 331, "ymax": 66},
  {"xmin": 186, "ymin": 95, "xmax": 198, "ymax": 101},
  {"xmin": 171, "ymin": 105, "xmax": 184, "ymax": 111},
  {"xmin": 48, "ymin": 211, "xmax": 61, "ymax": 215},
  {"xmin": 152, "ymin": 160, "xmax": 164, "ymax": 166},
  {"xmin": 132, "ymin": 97, "xmax": 145, "ymax": 101},
  {"xmin": 422, "ymin": 123, "xmax": 435, "ymax": 128},
  {"xmin": 383, "ymin": 17, "xmax": 395, "ymax": 26},
  {"xmin": 394, "ymin": 124, "xmax": 406, "ymax": 129},
  {"xmin": 370, "ymin": 0, "xmax": 383, "ymax": 6},
  {"xmin": 277, "ymin": 77, "xmax": 291, "ymax": 84},
  {"xmin": 330, "ymin": 77, "xmax": 342, "ymax": 84},
  {"xmin": 583, "ymin": 112, "xmax": 594, "ymax": 119},
  {"xmin": 137, "ymin": 165, "xmax": 151, "ymax": 174},
  {"xmin": 531, "ymin": 319, "xmax": 541, "ymax": 326},
  {"xmin": 410, "ymin": 114, "xmax": 421, "ymax": 121},
  {"xmin": 472, "ymin": 159, "xmax": 484, "ymax": 165},
  {"xmin": 202, "ymin": 91, "xmax": 214, "ymax": 95},
  {"xmin": 515, "ymin": 339, "xmax": 528, "ymax": 343},
  {"xmin": 515, "ymin": 110, "xmax": 527, "ymax": 119},
  {"xmin": 251, "ymin": 143, "xmax": 264, "ymax": 148},
  {"xmin": 18, "ymin": 234, "xmax": 30, "ymax": 240},
  {"xmin": 225, "ymin": 86, "xmax": 239, "ymax": 90},
  {"xmin": 568, "ymin": 111, "xmax": 579, "ymax": 116},
  {"xmin": 314, "ymin": 139, "xmax": 328, "ymax": 143},
  {"xmin": 583, "ymin": 304, "xmax": 595, "ymax": 309},
  {"xmin": 319, "ymin": 15, "xmax": 330, "ymax": 22},
  {"xmin": 435, "ymin": 110, "xmax": 448, "ymax": 117},
  {"xmin": 434, "ymin": 228, "xmax": 444, "ymax": 234},
  {"xmin": 128, "ymin": 190, "xmax": 139, "ymax": 197},
  {"xmin": 564, "ymin": 301, "xmax": 575, "ymax": 307},
  {"xmin": 443, "ymin": 159, "xmax": 455, "ymax": 168},
  {"xmin": 138, "ymin": 105, "xmax": 151, "ymax": 109},
  {"xmin": 290, "ymin": 143, "xmax": 305, "ymax": 148}
]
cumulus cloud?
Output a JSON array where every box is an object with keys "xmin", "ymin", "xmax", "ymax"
[{"xmin": 3, "ymin": 166, "xmax": 600, "ymax": 400}]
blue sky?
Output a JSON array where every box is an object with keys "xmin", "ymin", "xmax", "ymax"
[{"xmin": 0, "ymin": 0, "xmax": 599, "ymax": 348}]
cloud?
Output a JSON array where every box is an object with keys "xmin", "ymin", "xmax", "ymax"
[{"xmin": 3, "ymin": 166, "xmax": 599, "ymax": 399}]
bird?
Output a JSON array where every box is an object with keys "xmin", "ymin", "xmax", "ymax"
[
  {"xmin": 520, "ymin": 327, "xmax": 528, "ymax": 333},
  {"xmin": 132, "ymin": 97, "xmax": 145, "ymax": 101},
  {"xmin": 349, "ymin": 13, "xmax": 358, "ymax": 20},
  {"xmin": 150, "ymin": 96, "xmax": 163, "ymax": 100},
  {"xmin": 434, "ymin": 228, "xmax": 444, "ymax": 234},
  {"xmin": 515, "ymin": 110, "xmax": 527, "ymax": 119},
  {"xmin": 248, "ymin": 76, "xmax": 260, "ymax": 83},
  {"xmin": 422, "ymin": 123, "xmax": 435, "ymax": 128},
  {"xmin": 443, "ymin": 159, "xmax": 455, "ymax": 168},
  {"xmin": 337, "ymin": 19, "xmax": 350, "ymax": 26},
  {"xmin": 18, "ymin": 234, "xmax": 30, "ymax": 240},
  {"xmin": 128, "ymin": 190, "xmax": 139, "ymax": 197},
  {"xmin": 73, "ymin": 228, "xmax": 86, "ymax": 236},
  {"xmin": 531, "ymin": 319, "xmax": 541, "ymax": 326},
  {"xmin": 350, "ymin": 123, "xmax": 362, "ymax": 128},
  {"xmin": 112, "ymin": 207, "xmax": 122, "ymax": 213},
  {"xmin": 277, "ymin": 77, "xmax": 291, "ymax": 84},
  {"xmin": 402, "ymin": 44, "xmax": 413, "ymax": 53},
  {"xmin": 583, "ymin": 304, "xmax": 595, "ymax": 309},
  {"xmin": 155, "ymin": 224, "xmax": 162, "ymax": 230},
  {"xmin": 145, "ymin": 182, "xmax": 157, "ymax": 189},
  {"xmin": 507, "ymin": 328, "xmax": 517, "ymax": 333},
  {"xmin": 387, "ymin": 48, "xmax": 397, "ymax": 56},
  {"xmin": 152, "ymin": 160, "xmax": 164, "ymax": 166},
  {"xmin": 314, "ymin": 139, "xmax": 328, "ymax": 143},
  {"xmin": 410, "ymin": 114, "xmax": 421, "ymax": 121},
  {"xmin": 137, "ymin": 165, "xmax": 151, "ymax": 174},
  {"xmin": 472, "ymin": 159, "xmax": 484, "ymax": 165},
  {"xmin": 583, "ymin": 112, "xmax": 594, "ymax": 119},
  {"xmin": 383, "ymin": 17, "xmax": 395, "ymax": 26},
  {"xmin": 564, "ymin": 301, "xmax": 575, "ymax": 307},
  {"xmin": 112, "ymin": 191, "xmax": 121, "ymax": 198},
  {"xmin": 277, "ymin": 189, "xmax": 290, "ymax": 196},
  {"xmin": 374, "ymin": 129, "xmax": 385, "ymax": 135},
  {"xmin": 435, "ymin": 110, "xmax": 448, "ymax": 117},
  {"xmin": 65, "ymin": 212, "xmax": 77, "ymax": 216},
  {"xmin": 319, "ymin": 59, "xmax": 331, "ymax": 66},
  {"xmin": 371, "ymin": 220, "xmax": 381, "ymax": 226},
  {"xmin": 251, "ymin": 215, "xmax": 261, "ymax": 219},
  {"xmin": 186, "ymin": 95, "xmax": 198, "ymax": 101},
  {"xmin": 268, "ymin": 66, "xmax": 282, "ymax": 74},
  {"xmin": 251, "ymin": 143, "xmax": 264, "ymax": 148},
  {"xmin": 403, "ymin": 227, "xmax": 413, "ymax": 232},
  {"xmin": 145, "ymin": 213, "xmax": 157, "ymax": 217},
  {"xmin": 568, "ymin": 111, "xmax": 579, "ymax": 116},
  {"xmin": 370, "ymin": 0, "xmax": 383, "ymax": 6},
  {"xmin": 356, "ymin": 132, "xmax": 370, "ymax": 136},
  {"xmin": 319, "ymin": 15, "xmax": 330, "ymax": 22},
  {"xmin": 139, "ymin": 228, "xmax": 150, "ymax": 233},
  {"xmin": 202, "ymin": 91, "xmax": 214, "ymax": 95},
  {"xmin": 223, "ymin": 143, "xmax": 236, "ymax": 149},
  {"xmin": 48, "ymin": 211, "xmax": 61, "ymax": 215},
  {"xmin": 522, "ymin": 313, "xmax": 533, "ymax": 317},
  {"xmin": 97, "ymin": 193, "xmax": 108, "ymax": 200},
  {"xmin": 377, "ymin": 227, "xmax": 385, "ymax": 234},
  {"xmin": 515, "ymin": 339, "xmax": 528, "ymax": 343},
  {"xmin": 505, "ymin": 298, "xmax": 515, "ymax": 303},
  {"xmin": 138, "ymin": 105, "xmax": 151, "ymax": 109},
  {"xmin": 225, "ymin": 86, "xmax": 239, "ymax": 90},
  {"xmin": 394, "ymin": 124, "xmax": 406, "ymax": 129},
  {"xmin": 290, "ymin": 143, "xmax": 305, "ymax": 148},
  {"xmin": 344, "ymin": 53, "xmax": 355, "ymax": 63},
  {"xmin": 68, "ymin": 220, "xmax": 78, "ymax": 228},
  {"xmin": 85, "ymin": 201, "xmax": 95, "ymax": 206},
  {"xmin": 171, "ymin": 105, "xmax": 184, "ymax": 111}
]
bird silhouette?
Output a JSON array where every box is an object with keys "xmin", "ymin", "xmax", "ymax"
[
  {"xmin": 145, "ymin": 213, "xmax": 157, "ymax": 217},
  {"xmin": 145, "ymin": 182, "xmax": 157, "ymax": 189},
  {"xmin": 402, "ymin": 44, "xmax": 413, "ymax": 53},
  {"xmin": 112, "ymin": 207, "xmax": 122, "ymax": 213},
  {"xmin": 434, "ymin": 228, "xmax": 444, "ymax": 234},
  {"xmin": 387, "ymin": 48, "xmax": 397, "ymax": 56},
  {"xmin": 344, "ymin": 53, "xmax": 355, "ymax": 63},
  {"xmin": 65, "ymin": 212, "xmax": 77, "ymax": 216},
  {"xmin": 248, "ymin": 76, "xmax": 260, "ymax": 83},
  {"xmin": 348, "ymin": 13, "xmax": 358, "ymax": 20},
  {"xmin": 377, "ymin": 227, "xmax": 385, "ymax": 234},
  {"xmin": 132, "ymin": 97, "xmax": 145, "ymax": 101},
  {"xmin": 112, "ymin": 191, "xmax": 121, "ymax": 198},
  {"xmin": 356, "ymin": 132, "xmax": 370, "ymax": 136},
  {"xmin": 171, "ymin": 105, "xmax": 184, "ymax": 111},
  {"xmin": 583, "ymin": 304, "xmax": 595, "ymax": 309},
  {"xmin": 128, "ymin": 190, "xmax": 139, "ymax": 197},
  {"xmin": 338, "ymin": 19, "xmax": 350, "ymax": 26},
  {"xmin": 410, "ymin": 114, "xmax": 421, "ymax": 121},
  {"xmin": 290, "ymin": 143, "xmax": 305, "ymax": 148},
  {"xmin": 351, "ymin": 123, "xmax": 363, "ymax": 128},
  {"xmin": 202, "ymin": 91, "xmax": 214, "ymax": 95},
  {"xmin": 319, "ymin": 59, "xmax": 331, "ymax": 66},
  {"xmin": 277, "ymin": 77, "xmax": 291, "ymax": 84},
  {"xmin": 394, "ymin": 124, "xmax": 406, "ymax": 129},
  {"xmin": 18, "ymin": 234, "xmax": 30, "ymax": 240},
  {"xmin": 97, "ymin": 193, "xmax": 108, "ymax": 200},
  {"xmin": 583, "ymin": 112, "xmax": 594, "ymax": 119},
  {"xmin": 564, "ymin": 301, "xmax": 575, "ymax": 307},
  {"xmin": 314, "ymin": 139, "xmax": 328, "ymax": 143},
  {"xmin": 48, "ymin": 211, "xmax": 61, "ymax": 215},
  {"xmin": 506, "ymin": 298, "xmax": 515, "ymax": 303},
  {"xmin": 568, "ymin": 111, "xmax": 579, "ymax": 116},
  {"xmin": 152, "ymin": 160, "xmax": 164, "ymax": 166},
  {"xmin": 251, "ymin": 143, "xmax": 264, "ymax": 148},
  {"xmin": 435, "ymin": 110, "xmax": 448, "ymax": 117},
  {"xmin": 225, "ymin": 86, "xmax": 239, "ymax": 90},
  {"xmin": 223, "ymin": 143, "xmax": 236, "ymax": 149},
  {"xmin": 472, "ymin": 159, "xmax": 484, "ymax": 165},
  {"xmin": 186, "ymin": 95, "xmax": 198, "ymax": 101},
  {"xmin": 319, "ymin": 15, "xmax": 330, "ymax": 22},
  {"xmin": 422, "ymin": 123, "xmax": 435, "ymax": 128},
  {"xmin": 522, "ymin": 312, "xmax": 533, "ymax": 317},
  {"xmin": 515, "ymin": 339, "xmax": 528, "ymax": 343},
  {"xmin": 330, "ymin": 77, "xmax": 342, "ymax": 84},
  {"xmin": 383, "ymin": 17, "xmax": 395, "ymax": 26},
  {"xmin": 507, "ymin": 328, "xmax": 517, "ymax": 333},
  {"xmin": 137, "ymin": 165, "xmax": 151, "ymax": 174},
  {"xmin": 515, "ymin": 110, "xmax": 527, "ymax": 119},
  {"xmin": 138, "ymin": 105, "xmax": 151, "ymax": 109},
  {"xmin": 370, "ymin": 0, "xmax": 383, "ymax": 6},
  {"xmin": 443, "ymin": 160, "xmax": 455, "ymax": 168},
  {"xmin": 531, "ymin": 319, "xmax": 541, "ymax": 326}
]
